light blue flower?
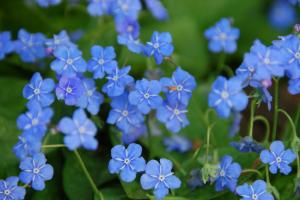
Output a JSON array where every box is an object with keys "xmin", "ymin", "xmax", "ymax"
[
  {"xmin": 117, "ymin": 35, "xmax": 144, "ymax": 54},
  {"xmin": 87, "ymin": 0, "xmax": 112, "ymax": 16},
  {"xmin": 236, "ymin": 180, "xmax": 274, "ymax": 200},
  {"xmin": 0, "ymin": 31, "xmax": 14, "ymax": 60},
  {"xmin": 46, "ymin": 30, "xmax": 76, "ymax": 52},
  {"xmin": 0, "ymin": 177, "xmax": 26, "ymax": 200},
  {"xmin": 36, "ymin": 0, "xmax": 61, "ymax": 7},
  {"xmin": 111, "ymin": 0, "xmax": 141, "ymax": 19},
  {"xmin": 163, "ymin": 135, "xmax": 192, "ymax": 153},
  {"xmin": 144, "ymin": 0, "xmax": 169, "ymax": 21}
]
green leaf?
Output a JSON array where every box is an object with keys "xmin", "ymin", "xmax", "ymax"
[{"xmin": 120, "ymin": 180, "xmax": 148, "ymax": 199}]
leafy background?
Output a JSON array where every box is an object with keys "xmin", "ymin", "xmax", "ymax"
[{"xmin": 0, "ymin": 0, "xmax": 300, "ymax": 199}]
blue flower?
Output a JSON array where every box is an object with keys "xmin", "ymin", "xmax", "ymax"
[
  {"xmin": 102, "ymin": 66, "xmax": 134, "ymax": 97},
  {"xmin": 145, "ymin": 32, "xmax": 174, "ymax": 65},
  {"xmin": 0, "ymin": 31, "xmax": 14, "ymax": 60},
  {"xmin": 208, "ymin": 76, "xmax": 248, "ymax": 118},
  {"xmin": 228, "ymin": 111, "xmax": 242, "ymax": 137},
  {"xmin": 77, "ymin": 78, "xmax": 104, "ymax": 115},
  {"xmin": 156, "ymin": 100, "xmax": 189, "ymax": 133},
  {"xmin": 55, "ymin": 76, "xmax": 84, "ymax": 106},
  {"xmin": 23, "ymin": 72, "xmax": 55, "ymax": 107},
  {"xmin": 13, "ymin": 131, "xmax": 42, "ymax": 160},
  {"xmin": 144, "ymin": 0, "xmax": 169, "ymax": 21},
  {"xmin": 160, "ymin": 67, "xmax": 196, "ymax": 105},
  {"xmin": 289, "ymin": 0, "xmax": 300, "ymax": 6},
  {"xmin": 51, "ymin": 46, "xmax": 87, "ymax": 77},
  {"xmin": 14, "ymin": 29, "xmax": 46, "ymax": 63},
  {"xmin": 87, "ymin": 45, "xmax": 118, "ymax": 79},
  {"xmin": 111, "ymin": 0, "xmax": 141, "ymax": 19},
  {"xmin": 19, "ymin": 153, "xmax": 54, "ymax": 191},
  {"xmin": 117, "ymin": 35, "xmax": 144, "ymax": 54},
  {"xmin": 107, "ymin": 93, "xmax": 144, "ymax": 133},
  {"xmin": 187, "ymin": 169, "xmax": 205, "ymax": 190},
  {"xmin": 115, "ymin": 17, "xmax": 140, "ymax": 39},
  {"xmin": 236, "ymin": 180, "xmax": 274, "ymax": 200},
  {"xmin": 46, "ymin": 30, "xmax": 76, "ymax": 52},
  {"xmin": 87, "ymin": 0, "xmax": 112, "ymax": 16},
  {"xmin": 140, "ymin": 158, "xmax": 181, "ymax": 200},
  {"xmin": 36, "ymin": 0, "xmax": 61, "ymax": 7},
  {"xmin": 58, "ymin": 109, "xmax": 98, "ymax": 150},
  {"xmin": 122, "ymin": 124, "xmax": 147, "ymax": 144},
  {"xmin": 288, "ymin": 78, "xmax": 300, "ymax": 95},
  {"xmin": 129, "ymin": 79, "xmax": 163, "ymax": 114},
  {"xmin": 163, "ymin": 135, "xmax": 192, "ymax": 153},
  {"xmin": 0, "ymin": 177, "xmax": 26, "ymax": 200},
  {"xmin": 17, "ymin": 101, "xmax": 53, "ymax": 139},
  {"xmin": 204, "ymin": 18, "xmax": 239, "ymax": 53},
  {"xmin": 260, "ymin": 140, "xmax": 296, "ymax": 175},
  {"xmin": 230, "ymin": 137, "xmax": 264, "ymax": 153},
  {"xmin": 108, "ymin": 143, "xmax": 146, "ymax": 182}
]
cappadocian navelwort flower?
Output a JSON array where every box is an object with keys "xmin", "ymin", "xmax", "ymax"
[
  {"xmin": 13, "ymin": 132, "xmax": 42, "ymax": 160},
  {"xmin": 36, "ymin": 0, "xmax": 61, "ymax": 7},
  {"xmin": 144, "ymin": 0, "xmax": 169, "ymax": 21},
  {"xmin": 111, "ymin": 0, "xmax": 142, "ymax": 19},
  {"xmin": 0, "ymin": 31, "xmax": 14, "ymax": 60},
  {"xmin": 46, "ymin": 30, "xmax": 76, "ymax": 52},
  {"xmin": 230, "ymin": 136, "xmax": 264, "ymax": 153},
  {"xmin": 87, "ymin": 0, "xmax": 112, "ymax": 16},
  {"xmin": 0, "ymin": 177, "xmax": 26, "ymax": 200},
  {"xmin": 236, "ymin": 180, "xmax": 274, "ymax": 200},
  {"xmin": 163, "ymin": 135, "xmax": 192, "ymax": 153}
]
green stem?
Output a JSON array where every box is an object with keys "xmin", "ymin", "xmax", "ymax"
[
  {"xmin": 254, "ymin": 115, "xmax": 270, "ymax": 144},
  {"xmin": 242, "ymin": 169, "xmax": 263, "ymax": 178},
  {"xmin": 248, "ymin": 99, "xmax": 256, "ymax": 138},
  {"xmin": 272, "ymin": 78, "xmax": 280, "ymax": 141},
  {"xmin": 297, "ymin": 154, "xmax": 300, "ymax": 178},
  {"xmin": 74, "ymin": 150, "xmax": 104, "ymax": 200},
  {"xmin": 277, "ymin": 109, "xmax": 297, "ymax": 139},
  {"xmin": 146, "ymin": 116, "xmax": 153, "ymax": 158},
  {"xmin": 206, "ymin": 124, "xmax": 215, "ymax": 163},
  {"xmin": 164, "ymin": 56, "xmax": 178, "ymax": 67},
  {"xmin": 216, "ymin": 53, "xmax": 226, "ymax": 74},
  {"xmin": 265, "ymin": 165, "xmax": 270, "ymax": 184},
  {"xmin": 42, "ymin": 144, "xmax": 66, "ymax": 149}
]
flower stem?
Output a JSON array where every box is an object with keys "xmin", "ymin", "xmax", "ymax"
[
  {"xmin": 205, "ymin": 124, "xmax": 215, "ymax": 163},
  {"xmin": 254, "ymin": 115, "xmax": 270, "ymax": 144},
  {"xmin": 216, "ymin": 53, "xmax": 226, "ymax": 74},
  {"xmin": 42, "ymin": 144, "xmax": 66, "ymax": 149},
  {"xmin": 248, "ymin": 99, "xmax": 256, "ymax": 138},
  {"xmin": 277, "ymin": 109, "xmax": 297, "ymax": 139},
  {"xmin": 242, "ymin": 169, "xmax": 263, "ymax": 178},
  {"xmin": 265, "ymin": 165, "xmax": 270, "ymax": 184},
  {"xmin": 272, "ymin": 78, "xmax": 280, "ymax": 141},
  {"xmin": 74, "ymin": 150, "xmax": 104, "ymax": 200}
]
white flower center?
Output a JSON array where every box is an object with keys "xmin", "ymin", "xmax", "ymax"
[
  {"xmin": 34, "ymin": 88, "xmax": 40, "ymax": 95},
  {"xmin": 219, "ymin": 170, "xmax": 225, "ymax": 177},
  {"xmin": 4, "ymin": 189, "xmax": 10, "ymax": 195},
  {"xmin": 295, "ymin": 52, "xmax": 300, "ymax": 59},
  {"xmin": 33, "ymin": 168, "xmax": 40, "ymax": 174},
  {"xmin": 127, "ymin": 25, "xmax": 133, "ymax": 33},
  {"xmin": 276, "ymin": 157, "xmax": 282, "ymax": 163},
  {"xmin": 221, "ymin": 91, "xmax": 229, "ymax": 99},
  {"xmin": 98, "ymin": 59, "xmax": 105, "ymax": 65},
  {"xmin": 87, "ymin": 90, "xmax": 93, "ymax": 97},
  {"xmin": 174, "ymin": 109, "xmax": 180, "ymax": 115},
  {"xmin": 153, "ymin": 43, "xmax": 160, "ymax": 49},
  {"xmin": 219, "ymin": 33, "xmax": 227, "ymax": 40},
  {"xmin": 32, "ymin": 118, "xmax": 39, "ymax": 125},
  {"xmin": 252, "ymin": 194, "xmax": 258, "ymax": 200},
  {"xmin": 158, "ymin": 175, "xmax": 165, "ymax": 182},
  {"xmin": 248, "ymin": 66, "xmax": 255, "ymax": 73},
  {"xmin": 66, "ymin": 58, "xmax": 73, "ymax": 65},
  {"xmin": 66, "ymin": 87, "xmax": 73, "ymax": 93},
  {"xmin": 177, "ymin": 85, "xmax": 183, "ymax": 91},
  {"xmin": 112, "ymin": 75, "xmax": 119, "ymax": 81},
  {"xmin": 54, "ymin": 39, "xmax": 60, "ymax": 45},
  {"xmin": 122, "ymin": 110, "xmax": 129, "ymax": 117},
  {"xmin": 121, "ymin": 4, "xmax": 129, "ymax": 11},
  {"xmin": 144, "ymin": 93, "xmax": 150, "ymax": 99},
  {"xmin": 263, "ymin": 57, "xmax": 271, "ymax": 65},
  {"xmin": 79, "ymin": 126, "xmax": 86, "ymax": 134},
  {"xmin": 124, "ymin": 158, "xmax": 130, "ymax": 165}
]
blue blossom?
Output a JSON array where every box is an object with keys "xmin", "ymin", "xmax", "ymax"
[
  {"xmin": 160, "ymin": 67, "xmax": 196, "ymax": 105},
  {"xmin": 51, "ymin": 46, "xmax": 87, "ymax": 77},
  {"xmin": 23, "ymin": 72, "xmax": 55, "ymax": 107},
  {"xmin": 208, "ymin": 76, "xmax": 248, "ymax": 118},
  {"xmin": 204, "ymin": 18, "xmax": 239, "ymax": 53},
  {"xmin": 14, "ymin": 29, "xmax": 46, "ymax": 62},
  {"xmin": 260, "ymin": 140, "xmax": 296, "ymax": 175},
  {"xmin": 163, "ymin": 135, "xmax": 192, "ymax": 153},
  {"xmin": 289, "ymin": 0, "xmax": 300, "ymax": 6},
  {"xmin": 187, "ymin": 169, "xmax": 205, "ymax": 190},
  {"xmin": 144, "ymin": 31, "xmax": 174, "ymax": 64},
  {"xmin": 77, "ymin": 78, "xmax": 104, "ymax": 115},
  {"xmin": 111, "ymin": 0, "xmax": 141, "ymax": 19},
  {"xmin": 107, "ymin": 93, "xmax": 144, "ymax": 133},
  {"xmin": 228, "ymin": 111, "xmax": 242, "ymax": 137},
  {"xmin": 19, "ymin": 153, "xmax": 54, "ymax": 191},
  {"xmin": 55, "ymin": 76, "xmax": 84, "ymax": 106},
  {"xmin": 13, "ymin": 131, "xmax": 42, "ymax": 160},
  {"xmin": 58, "ymin": 109, "xmax": 98, "ymax": 150},
  {"xmin": 230, "ymin": 137, "xmax": 264, "ymax": 153},
  {"xmin": 102, "ymin": 66, "xmax": 134, "ymax": 97},
  {"xmin": 108, "ymin": 143, "xmax": 146, "ymax": 182},
  {"xmin": 129, "ymin": 79, "xmax": 163, "ymax": 114},
  {"xmin": 156, "ymin": 100, "xmax": 189, "ymax": 133},
  {"xmin": 115, "ymin": 17, "xmax": 140, "ymax": 39},
  {"xmin": 0, "ymin": 177, "xmax": 26, "ymax": 200},
  {"xmin": 236, "ymin": 180, "xmax": 274, "ymax": 200},
  {"xmin": 121, "ymin": 124, "xmax": 147, "ymax": 144},
  {"xmin": 117, "ymin": 35, "xmax": 144, "ymax": 54},
  {"xmin": 0, "ymin": 31, "xmax": 14, "ymax": 60},
  {"xmin": 145, "ymin": 0, "xmax": 169, "ymax": 21},
  {"xmin": 215, "ymin": 155, "xmax": 241, "ymax": 192},
  {"xmin": 87, "ymin": 45, "xmax": 118, "ymax": 79},
  {"xmin": 17, "ymin": 101, "xmax": 53, "ymax": 139},
  {"xmin": 87, "ymin": 0, "xmax": 112, "ymax": 16},
  {"xmin": 140, "ymin": 158, "xmax": 181, "ymax": 200},
  {"xmin": 46, "ymin": 30, "xmax": 76, "ymax": 52},
  {"xmin": 288, "ymin": 78, "xmax": 300, "ymax": 95},
  {"xmin": 36, "ymin": 0, "xmax": 61, "ymax": 7}
]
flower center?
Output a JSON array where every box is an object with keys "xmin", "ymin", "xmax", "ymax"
[
  {"xmin": 219, "ymin": 170, "xmax": 225, "ymax": 177},
  {"xmin": 153, "ymin": 43, "xmax": 160, "ymax": 49},
  {"xmin": 124, "ymin": 158, "xmax": 130, "ymax": 165},
  {"xmin": 174, "ymin": 109, "xmax": 180, "ymax": 115},
  {"xmin": 127, "ymin": 25, "xmax": 133, "ymax": 33},
  {"xmin": 98, "ymin": 59, "xmax": 105, "ymax": 65},
  {"xmin": 221, "ymin": 91, "xmax": 229, "ymax": 99},
  {"xmin": 66, "ymin": 87, "xmax": 73, "ymax": 93},
  {"xmin": 33, "ymin": 168, "xmax": 40, "ymax": 174},
  {"xmin": 32, "ymin": 118, "xmax": 39, "ymax": 125},
  {"xmin": 158, "ymin": 175, "xmax": 165, "ymax": 182},
  {"xmin": 263, "ymin": 57, "xmax": 271, "ymax": 65},
  {"xmin": 122, "ymin": 110, "xmax": 129, "ymax": 117},
  {"xmin": 144, "ymin": 93, "xmax": 150, "ymax": 99},
  {"xmin": 121, "ymin": 4, "xmax": 129, "ymax": 11},
  {"xmin": 28, "ymin": 41, "xmax": 33, "ymax": 47},
  {"xmin": 4, "ymin": 189, "xmax": 10, "ymax": 195},
  {"xmin": 248, "ymin": 65, "xmax": 255, "ymax": 73},
  {"xmin": 34, "ymin": 88, "xmax": 40, "ymax": 95},
  {"xmin": 87, "ymin": 90, "xmax": 93, "ymax": 97},
  {"xmin": 112, "ymin": 75, "xmax": 119, "ymax": 81},
  {"xmin": 276, "ymin": 157, "xmax": 282, "ymax": 163},
  {"xmin": 261, "ymin": 79, "xmax": 272, "ymax": 88},
  {"xmin": 66, "ymin": 58, "xmax": 73, "ymax": 65},
  {"xmin": 295, "ymin": 52, "xmax": 300, "ymax": 59},
  {"xmin": 252, "ymin": 194, "xmax": 258, "ymax": 200},
  {"xmin": 79, "ymin": 126, "xmax": 86, "ymax": 134},
  {"xmin": 54, "ymin": 39, "xmax": 60, "ymax": 45},
  {"xmin": 176, "ymin": 85, "xmax": 183, "ymax": 91},
  {"xmin": 219, "ymin": 33, "xmax": 227, "ymax": 40}
]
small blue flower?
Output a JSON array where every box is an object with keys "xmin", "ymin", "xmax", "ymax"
[
  {"xmin": 230, "ymin": 137, "xmax": 264, "ymax": 153},
  {"xmin": 215, "ymin": 155, "xmax": 241, "ymax": 192},
  {"xmin": 58, "ymin": 109, "xmax": 98, "ymax": 150},
  {"xmin": 108, "ymin": 143, "xmax": 146, "ymax": 182},
  {"xmin": 208, "ymin": 76, "xmax": 248, "ymax": 118},
  {"xmin": 115, "ymin": 17, "xmax": 140, "ymax": 39},
  {"xmin": 46, "ymin": 30, "xmax": 76, "ymax": 52},
  {"xmin": 17, "ymin": 101, "xmax": 53, "ymax": 139},
  {"xmin": 122, "ymin": 124, "xmax": 147, "ymax": 144},
  {"xmin": 163, "ymin": 135, "xmax": 192, "ymax": 153},
  {"xmin": 23, "ymin": 72, "xmax": 55, "ymax": 107},
  {"xmin": 117, "ymin": 35, "xmax": 144, "ymax": 54},
  {"xmin": 204, "ymin": 18, "xmax": 239, "ymax": 53},
  {"xmin": 144, "ymin": 0, "xmax": 169, "ymax": 21},
  {"xmin": 36, "ymin": 0, "xmax": 61, "ymax": 7},
  {"xmin": 87, "ymin": 0, "xmax": 112, "ymax": 16},
  {"xmin": 236, "ymin": 180, "xmax": 274, "ymax": 200},
  {"xmin": 14, "ymin": 29, "xmax": 46, "ymax": 63},
  {"xmin": 144, "ymin": 31, "xmax": 174, "ymax": 64},
  {"xmin": 19, "ymin": 153, "xmax": 54, "ymax": 191},
  {"xmin": 288, "ymin": 78, "xmax": 300, "ymax": 95},
  {"xmin": 102, "ymin": 66, "xmax": 134, "ymax": 97},
  {"xmin": 107, "ymin": 93, "xmax": 144, "ymax": 133},
  {"xmin": 51, "ymin": 46, "xmax": 87, "ymax": 77},
  {"xmin": 55, "ymin": 76, "xmax": 84, "ymax": 106},
  {"xmin": 111, "ymin": 0, "xmax": 141, "ymax": 19},
  {"xmin": 228, "ymin": 111, "xmax": 242, "ymax": 137},
  {"xmin": 156, "ymin": 100, "xmax": 189, "ymax": 133},
  {"xmin": 129, "ymin": 79, "xmax": 163, "ymax": 114},
  {"xmin": 260, "ymin": 140, "xmax": 296, "ymax": 175},
  {"xmin": 289, "ymin": 0, "xmax": 300, "ymax": 6},
  {"xmin": 87, "ymin": 45, "xmax": 118, "ymax": 79},
  {"xmin": 160, "ymin": 67, "xmax": 196, "ymax": 105},
  {"xmin": 77, "ymin": 78, "xmax": 104, "ymax": 115},
  {"xmin": 13, "ymin": 131, "xmax": 42, "ymax": 160},
  {"xmin": 187, "ymin": 169, "xmax": 205, "ymax": 190},
  {"xmin": 140, "ymin": 158, "xmax": 181, "ymax": 200},
  {"xmin": 0, "ymin": 177, "xmax": 26, "ymax": 200},
  {"xmin": 0, "ymin": 31, "xmax": 14, "ymax": 60}
]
